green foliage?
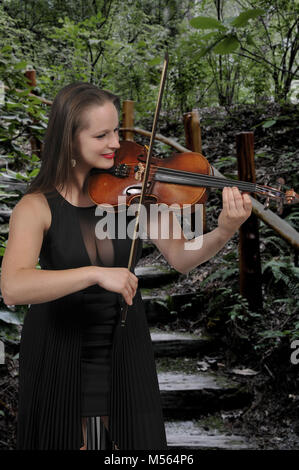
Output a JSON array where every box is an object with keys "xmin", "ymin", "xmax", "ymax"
[
  {"xmin": 190, "ymin": 7, "xmax": 265, "ymax": 55},
  {"xmin": 230, "ymin": 8, "xmax": 265, "ymax": 28},
  {"xmin": 262, "ymin": 257, "xmax": 299, "ymax": 289},
  {"xmin": 196, "ymin": 222, "xmax": 299, "ymax": 357},
  {"xmin": 1, "ymin": 0, "xmax": 298, "ymax": 111},
  {"xmin": 189, "ymin": 0, "xmax": 299, "ymax": 103},
  {"xmin": 190, "ymin": 16, "xmax": 226, "ymax": 30},
  {"xmin": 213, "ymin": 35, "xmax": 239, "ymax": 54}
]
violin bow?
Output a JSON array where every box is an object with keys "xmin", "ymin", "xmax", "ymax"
[{"xmin": 120, "ymin": 52, "xmax": 169, "ymax": 326}]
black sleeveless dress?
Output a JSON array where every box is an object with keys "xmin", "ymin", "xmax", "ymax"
[{"xmin": 16, "ymin": 189, "xmax": 167, "ymax": 450}]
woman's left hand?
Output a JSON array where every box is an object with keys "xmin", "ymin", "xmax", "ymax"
[{"xmin": 217, "ymin": 187, "xmax": 252, "ymax": 238}]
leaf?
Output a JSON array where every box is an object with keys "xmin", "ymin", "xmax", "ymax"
[
  {"xmin": 197, "ymin": 37, "xmax": 224, "ymax": 58},
  {"xmin": 88, "ymin": 39, "xmax": 101, "ymax": 46},
  {"xmin": 14, "ymin": 61, "xmax": 29, "ymax": 70},
  {"xmin": 231, "ymin": 368, "xmax": 259, "ymax": 376},
  {"xmin": 213, "ymin": 35, "xmax": 239, "ymax": 54},
  {"xmin": 0, "ymin": 309, "xmax": 22, "ymax": 325},
  {"xmin": 231, "ymin": 8, "xmax": 264, "ymax": 28},
  {"xmin": 190, "ymin": 16, "xmax": 226, "ymax": 31},
  {"xmin": 246, "ymin": 33, "xmax": 256, "ymax": 47},
  {"xmin": 15, "ymin": 89, "xmax": 31, "ymax": 97},
  {"xmin": 28, "ymin": 168, "xmax": 39, "ymax": 178},
  {"xmin": 262, "ymin": 119, "xmax": 277, "ymax": 128},
  {"xmin": 1, "ymin": 45, "xmax": 12, "ymax": 53},
  {"xmin": 198, "ymin": 32, "xmax": 218, "ymax": 42},
  {"xmin": 137, "ymin": 41, "xmax": 147, "ymax": 48},
  {"xmin": 148, "ymin": 57, "xmax": 162, "ymax": 66}
]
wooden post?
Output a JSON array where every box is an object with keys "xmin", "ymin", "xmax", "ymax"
[
  {"xmin": 122, "ymin": 100, "xmax": 134, "ymax": 141},
  {"xmin": 183, "ymin": 109, "xmax": 206, "ymax": 234},
  {"xmin": 24, "ymin": 69, "xmax": 42, "ymax": 158},
  {"xmin": 183, "ymin": 109, "xmax": 202, "ymax": 153},
  {"xmin": 236, "ymin": 132, "xmax": 263, "ymax": 311},
  {"xmin": 25, "ymin": 69, "xmax": 37, "ymax": 88}
]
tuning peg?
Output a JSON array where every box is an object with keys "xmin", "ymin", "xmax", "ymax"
[
  {"xmin": 276, "ymin": 177, "xmax": 285, "ymax": 187},
  {"xmin": 276, "ymin": 199, "xmax": 283, "ymax": 215},
  {"xmin": 276, "ymin": 177, "xmax": 285, "ymax": 194},
  {"xmin": 264, "ymin": 197, "xmax": 270, "ymax": 210},
  {"xmin": 276, "ymin": 178, "xmax": 284, "ymax": 214}
]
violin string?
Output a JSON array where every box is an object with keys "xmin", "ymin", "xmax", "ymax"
[
  {"xmin": 145, "ymin": 166, "xmax": 256, "ymax": 191},
  {"xmin": 147, "ymin": 170, "xmax": 253, "ymax": 190},
  {"xmin": 127, "ymin": 164, "xmax": 283, "ymax": 199},
  {"xmin": 154, "ymin": 166, "xmax": 255, "ymax": 190},
  {"xmin": 137, "ymin": 163, "xmax": 253, "ymax": 188}
]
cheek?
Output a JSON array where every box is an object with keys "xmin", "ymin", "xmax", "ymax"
[
  {"xmin": 93, "ymin": 139, "xmax": 107, "ymax": 150},
  {"xmin": 74, "ymin": 135, "xmax": 85, "ymax": 153}
]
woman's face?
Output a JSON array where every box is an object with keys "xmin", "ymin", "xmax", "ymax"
[{"xmin": 74, "ymin": 102, "xmax": 120, "ymax": 170}]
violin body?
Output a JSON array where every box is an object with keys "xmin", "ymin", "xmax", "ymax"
[
  {"xmin": 88, "ymin": 140, "xmax": 212, "ymax": 209},
  {"xmin": 88, "ymin": 140, "xmax": 298, "ymax": 211}
]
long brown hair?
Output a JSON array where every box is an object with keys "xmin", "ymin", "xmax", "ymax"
[{"xmin": 25, "ymin": 82, "xmax": 120, "ymax": 196}]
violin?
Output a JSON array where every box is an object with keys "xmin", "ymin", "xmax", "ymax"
[{"xmin": 88, "ymin": 140, "xmax": 298, "ymax": 211}]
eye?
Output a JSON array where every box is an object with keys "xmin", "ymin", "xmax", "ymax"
[{"xmin": 96, "ymin": 133, "xmax": 106, "ymax": 139}]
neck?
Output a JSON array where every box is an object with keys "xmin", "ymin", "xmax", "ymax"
[{"xmin": 60, "ymin": 168, "xmax": 91, "ymax": 201}]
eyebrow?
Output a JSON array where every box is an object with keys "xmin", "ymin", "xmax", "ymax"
[{"xmin": 94, "ymin": 125, "xmax": 120, "ymax": 134}]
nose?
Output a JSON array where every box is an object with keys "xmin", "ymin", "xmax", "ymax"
[{"xmin": 108, "ymin": 132, "xmax": 120, "ymax": 150}]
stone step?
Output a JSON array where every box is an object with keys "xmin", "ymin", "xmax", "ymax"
[
  {"xmin": 135, "ymin": 265, "xmax": 179, "ymax": 288},
  {"xmin": 158, "ymin": 371, "xmax": 252, "ymax": 418},
  {"xmin": 142, "ymin": 291, "xmax": 202, "ymax": 324},
  {"xmin": 150, "ymin": 328, "xmax": 214, "ymax": 357},
  {"xmin": 165, "ymin": 420, "xmax": 254, "ymax": 450}
]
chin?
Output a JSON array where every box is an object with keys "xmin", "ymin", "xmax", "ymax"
[{"xmin": 94, "ymin": 159, "xmax": 115, "ymax": 169}]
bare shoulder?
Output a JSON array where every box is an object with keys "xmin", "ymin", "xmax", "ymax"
[{"xmin": 11, "ymin": 192, "xmax": 51, "ymax": 235}]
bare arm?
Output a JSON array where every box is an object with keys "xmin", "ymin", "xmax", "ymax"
[
  {"xmin": 145, "ymin": 187, "xmax": 252, "ymax": 275},
  {"xmin": 0, "ymin": 194, "xmax": 138, "ymax": 306}
]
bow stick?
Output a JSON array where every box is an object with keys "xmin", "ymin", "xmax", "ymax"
[{"xmin": 120, "ymin": 52, "xmax": 169, "ymax": 326}]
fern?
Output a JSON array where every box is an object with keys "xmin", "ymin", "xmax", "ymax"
[{"xmin": 262, "ymin": 257, "xmax": 299, "ymax": 287}]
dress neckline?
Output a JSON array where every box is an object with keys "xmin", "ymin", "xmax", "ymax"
[{"xmin": 54, "ymin": 188, "xmax": 97, "ymax": 209}]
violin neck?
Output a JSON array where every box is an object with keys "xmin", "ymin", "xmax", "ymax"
[
  {"xmin": 154, "ymin": 167, "xmax": 285, "ymax": 201},
  {"xmin": 154, "ymin": 168, "xmax": 256, "ymax": 192}
]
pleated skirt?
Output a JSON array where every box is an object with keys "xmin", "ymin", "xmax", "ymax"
[{"xmin": 17, "ymin": 289, "xmax": 167, "ymax": 449}]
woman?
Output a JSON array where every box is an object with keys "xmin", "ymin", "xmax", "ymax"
[{"xmin": 0, "ymin": 82, "xmax": 252, "ymax": 450}]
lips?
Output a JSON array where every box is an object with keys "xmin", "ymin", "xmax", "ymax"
[{"xmin": 101, "ymin": 152, "xmax": 115, "ymax": 159}]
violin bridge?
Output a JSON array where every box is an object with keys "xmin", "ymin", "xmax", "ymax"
[{"xmin": 134, "ymin": 162, "xmax": 145, "ymax": 181}]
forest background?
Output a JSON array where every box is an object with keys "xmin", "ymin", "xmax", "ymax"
[{"xmin": 0, "ymin": 0, "xmax": 298, "ymax": 449}]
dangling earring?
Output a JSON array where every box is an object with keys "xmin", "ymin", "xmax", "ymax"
[{"xmin": 71, "ymin": 159, "xmax": 77, "ymax": 168}]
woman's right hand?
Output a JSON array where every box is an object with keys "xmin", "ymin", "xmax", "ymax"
[{"xmin": 95, "ymin": 267, "xmax": 138, "ymax": 306}]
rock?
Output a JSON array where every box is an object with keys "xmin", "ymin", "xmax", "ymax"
[
  {"xmin": 135, "ymin": 265, "xmax": 179, "ymax": 287},
  {"xmin": 158, "ymin": 371, "xmax": 252, "ymax": 418},
  {"xmin": 150, "ymin": 329, "xmax": 214, "ymax": 357},
  {"xmin": 165, "ymin": 420, "xmax": 254, "ymax": 449},
  {"xmin": 142, "ymin": 291, "xmax": 203, "ymax": 323}
]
